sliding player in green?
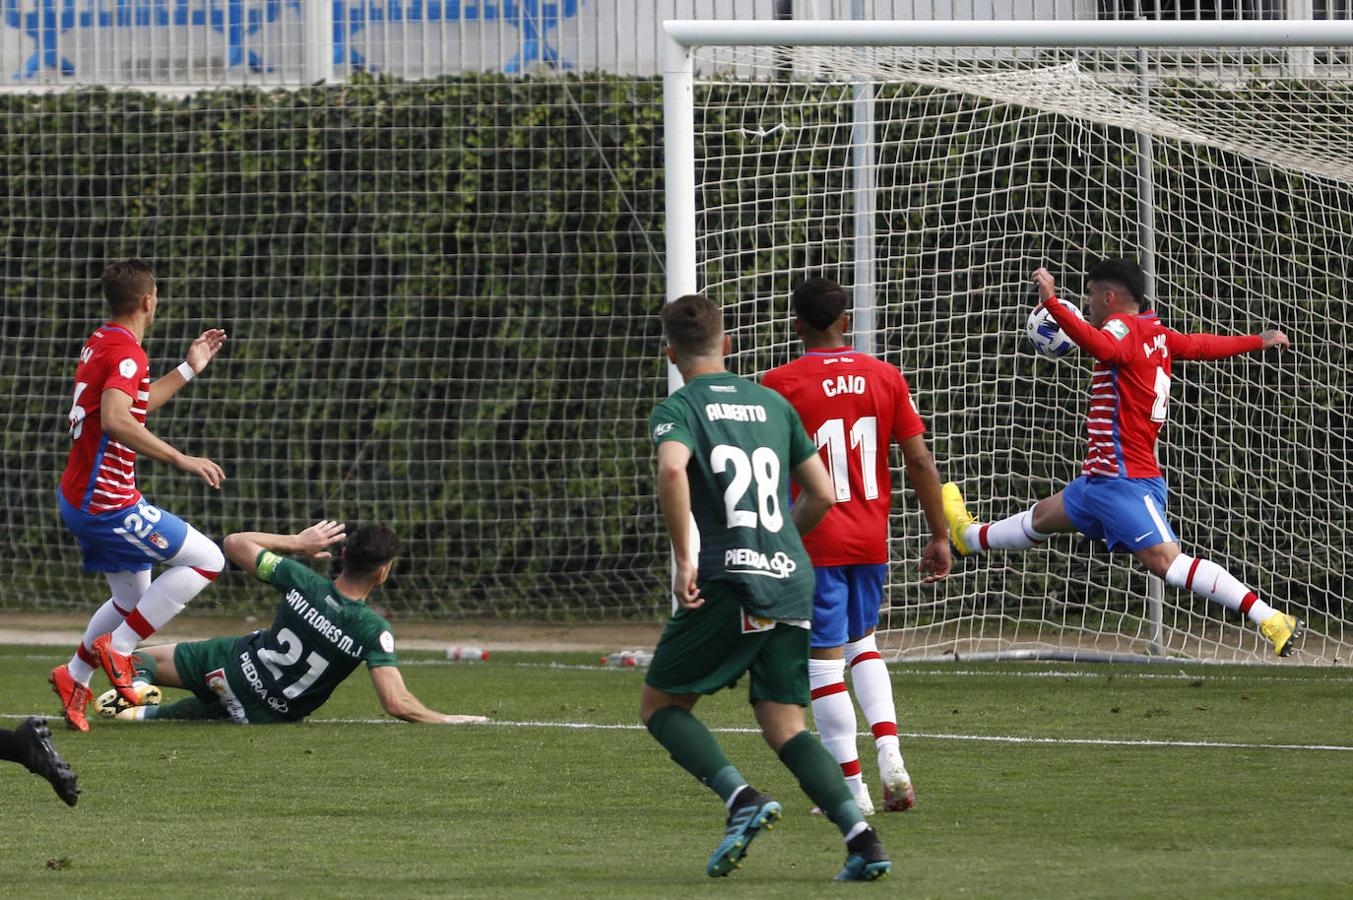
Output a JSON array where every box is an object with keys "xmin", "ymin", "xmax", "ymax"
[
  {"xmin": 102, "ymin": 520, "xmax": 486, "ymax": 725},
  {"xmin": 642, "ymin": 294, "xmax": 890, "ymax": 882}
]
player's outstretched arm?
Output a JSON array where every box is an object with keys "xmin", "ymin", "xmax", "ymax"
[
  {"xmin": 369, "ymin": 665, "xmax": 487, "ymax": 724},
  {"xmin": 101, "ymin": 388, "xmax": 226, "ymax": 489},
  {"xmin": 147, "ymin": 328, "xmax": 228, "ymax": 413},
  {"xmin": 1167, "ymin": 327, "xmax": 1288, "ymax": 360},
  {"xmin": 223, "ymin": 520, "xmax": 347, "ymax": 576},
  {"xmin": 899, "ymin": 434, "xmax": 952, "ymax": 583},
  {"xmin": 789, "ymin": 452, "xmax": 835, "ymax": 536}
]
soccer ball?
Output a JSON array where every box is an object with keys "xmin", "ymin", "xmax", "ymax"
[{"xmin": 1026, "ymin": 298, "xmax": 1083, "ymax": 358}]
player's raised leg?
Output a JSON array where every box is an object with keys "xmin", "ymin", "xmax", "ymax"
[
  {"xmin": 96, "ymin": 523, "xmax": 223, "ymax": 703},
  {"xmin": 943, "ymin": 483, "xmax": 1071, "ymax": 556},
  {"xmin": 1139, "ymin": 543, "xmax": 1305, "ymax": 657}
]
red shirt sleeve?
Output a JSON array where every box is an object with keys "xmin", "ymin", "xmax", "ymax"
[
  {"xmin": 1042, "ymin": 297, "xmax": 1130, "ymax": 363},
  {"xmin": 98, "ymin": 341, "xmax": 148, "ymax": 400},
  {"xmin": 1164, "ymin": 329, "xmax": 1263, "ymax": 360}
]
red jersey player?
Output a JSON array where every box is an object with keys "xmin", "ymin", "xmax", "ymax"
[
  {"xmin": 763, "ymin": 277, "xmax": 951, "ymax": 816},
  {"xmin": 943, "ymin": 258, "xmax": 1302, "ymax": 657},
  {"xmin": 50, "ymin": 260, "xmax": 229, "ymax": 731}
]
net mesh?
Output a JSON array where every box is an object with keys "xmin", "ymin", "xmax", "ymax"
[
  {"xmin": 0, "ymin": 76, "xmax": 670, "ymax": 619},
  {"xmin": 690, "ymin": 43, "xmax": 1352, "ymax": 664}
]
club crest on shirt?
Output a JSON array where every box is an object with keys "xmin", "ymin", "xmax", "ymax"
[
  {"xmin": 740, "ymin": 610, "xmax": 775, "ymax": 634},
  {"xmin": 1105, "ymin": 320, "xmax": 1131, "ymax": 340}
]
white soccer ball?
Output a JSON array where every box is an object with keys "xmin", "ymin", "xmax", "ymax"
[{"xmin": 1026, "ymin": 298, "xmax": 1083, "ymax": 358}]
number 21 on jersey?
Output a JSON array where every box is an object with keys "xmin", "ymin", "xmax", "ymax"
[{"xmin": 815, "ymin": 416, "xmax": 879, "ymax": 502}]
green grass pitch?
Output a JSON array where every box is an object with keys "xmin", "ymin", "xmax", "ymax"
[{"xmin": 4, "ymin": 644, "xmax": 1352, "ymax": 897}]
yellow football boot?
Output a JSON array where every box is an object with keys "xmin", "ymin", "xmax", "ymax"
[
  {"xmin": 1259, "ymin": 612, "xmax": 1304, "ymax": 658},
  {"xmin": 942, "ymin": 483, "xmax": 978, "ymax": 556}
]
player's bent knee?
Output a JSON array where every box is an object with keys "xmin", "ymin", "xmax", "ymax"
[{"xmin": 171, "ymin": 527, "xmax": 225, "ymax": 577}]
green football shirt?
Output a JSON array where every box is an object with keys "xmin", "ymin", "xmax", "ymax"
[
  {"xmin": 650, "ymin": 370, "xmax": 818, "ymax": 621},
  {"xmin": 227, "ymin": 552, "xmax": 398, "ymax": 721}
]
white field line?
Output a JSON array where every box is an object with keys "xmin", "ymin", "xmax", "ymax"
[
  {"xmin": 9, "ymin": 652, "xmax": 1353, "ymax": 684},
  {"xmin": 3, "ymin": 711, "xmax": 1349, "ymax": 752}
]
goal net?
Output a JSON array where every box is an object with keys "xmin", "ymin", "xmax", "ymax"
[{"xmin": 672, "ymin": 24, "xmax": 1353, "ymax": 664}]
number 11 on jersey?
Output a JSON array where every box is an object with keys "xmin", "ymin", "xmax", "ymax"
[{"xmin": 815, "ymin": 416, "xmax": 879, "ymax": 502}]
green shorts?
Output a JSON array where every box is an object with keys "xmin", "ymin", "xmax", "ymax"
[
  {"xmin": 173, "ymin": 637, "xmax": 283, "ymax": 725},
  {"xmin": 644, "ymin": 583, "xmax": 810, "ymax": 705}
]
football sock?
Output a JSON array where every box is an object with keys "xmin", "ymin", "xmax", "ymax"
[
  {"xmin": 144, "ymin": 696, "xmax": 224, "ymax": 721},
  {"xmin": 646, "ymin": 706, "xmax": 747, "ymax": 803},
  {"xmin": 966, "ymin": 509, "xmax": 1050, "ymax": 552},
  {"xmin": 108, "ymin": 530, "xmax": 223, "ymax": 654},
  {"xmin": 845, "ymin": 635, "xmax": 901, "ymax": 758},
  {"xmin": 132, "ymin": 653, "xmax": 158, "ymax": 684},
  {"xmin": 1165, "ymin": 553, "xmax": 1276, "ymax": 625},
  {"xmin": 778, "ymin": 729, "xmax": 864, "ymax": 837},
  {"xmin": 808, "ymin": 657, "xmax": 863, "ymax": 791},
  {"xmin": 0, "ymin": 727, "xmax": 22, "ymax": 763},
  {"xmin": 69, "ymin": 570, "xmax": 152, "ymax": 685}
]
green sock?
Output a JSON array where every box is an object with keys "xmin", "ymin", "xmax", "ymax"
[
  {"xmin": 779, "ymin": 730, "xmax": 863, "ymax": 836},
  {"xmin": 131, "ymin": 652, "xmax": 158, "ymax": 684},
  {"xmin": 145, "ymin": 696, "xmax": 225, "ymax": 721},
  {"xmin": 646, "ymin": 706, "xmax": 748, "ymax": 802}
]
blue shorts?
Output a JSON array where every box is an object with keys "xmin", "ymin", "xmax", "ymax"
[
  {"xmin": 1061, "ymin": 475, "xmax": 1178, "ymax": 553},
  {"xmin": 810, "ymin": 563, "xmax": 887, "ymax": 649},
  {"xmin": 58, "ymin": 492, "xmax": 191, "ymax": 573}
]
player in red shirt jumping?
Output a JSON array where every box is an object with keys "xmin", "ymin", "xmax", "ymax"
[
  {"xmin": 943, "ymin": 258, "xmax": 1302, "ymax": 657},
  {"xmin": 51, "ymin": 260, "xmax": 229, "ymax": 730},
  {"xmin": 763, "ymin": 278, "xmax": 951, "ymax": 816}
]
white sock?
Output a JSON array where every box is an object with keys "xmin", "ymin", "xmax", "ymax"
[
  {"xmin": 1165, "ymin": 553, "xmax": 1275, "ymax": 625},
  {"xmin": 965, "ymin": 509, "xmax": 1050, "ymax": 553},
  {"xmin": 109, "ymin": 529, "xmax": 223, "ymax": 653},
  {"xmin": 844, "ymin": 820, "xmax": 870, "ymax": 843},
  {"xmin": 67, "ymin": 571, "xmax": 151, "ymax": 685},
  {"xmin": 808, "ymin": 657, "xmax": 863, "ymax": 791},
  {"xmin": 845, "ymin": 634, "xmax": 902, "ymax": 764}
]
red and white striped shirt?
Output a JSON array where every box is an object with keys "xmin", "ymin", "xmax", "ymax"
[
  {"xmin": 60, "ymin": 324, "xmax": 149, "ymax": 513},
  {"xmin": 1043, "ymin": 298, "xmax": 1262, "ymax": 479}
]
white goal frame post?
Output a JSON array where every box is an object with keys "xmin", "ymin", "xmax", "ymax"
[{"xmin": 660, "ymin": 19, "xmax": 1353, "ymax": 665}]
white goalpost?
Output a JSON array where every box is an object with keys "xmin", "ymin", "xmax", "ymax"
[{"xmin": 663, "ymin": 19, "xmax": 1353, "ymax": 665}]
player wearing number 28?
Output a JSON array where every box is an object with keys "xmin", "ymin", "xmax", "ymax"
[
  {"xmin": 944, "ymin": 259, "xmax": 1303, "ymax": 657},
  {"xmin": 105, "ymin": 522, "xmax": 486, "ymax": 725},
  {"xmin": 642, "ymin": 294, "xmax": 890, "ymax": 881},
  {"xmin": 51, "ymin": 260, "xmax": 229, "ymax": 731},
  {"xmin": 762, "ymin": 277, "xmax": 951, "ymax": 817}
]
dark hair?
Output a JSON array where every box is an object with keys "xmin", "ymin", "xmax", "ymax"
[
  {"xmin": 791, "ymin": 277, "xmax": 849, "ymax": 331},
  {"xmin": 1086, "ymin": 257, "xmax": 1146, "ymax": 307},
  {"xmin": 660, "ymin": 294, "xmax": 724, "ymax": 356},
  {"xmin": 102, "ymin": 260, "xmax": 157, "ymax": 316},
  {"xmin": 341, "ymin": 525, "xmax": 400, "ymax": 578}
]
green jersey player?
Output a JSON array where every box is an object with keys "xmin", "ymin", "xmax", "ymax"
[
  {"xmin": 102, "ymin": 521, "xmax": 486, "ymax": 725},
  {"xmin": 640, "ymin": 294, "xmax": 891, "ymax": 882}
]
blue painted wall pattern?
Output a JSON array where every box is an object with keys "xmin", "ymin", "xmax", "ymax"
[{"xmin": 2, "ymin": 0, "xmax": 579, "ymax": 80}]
